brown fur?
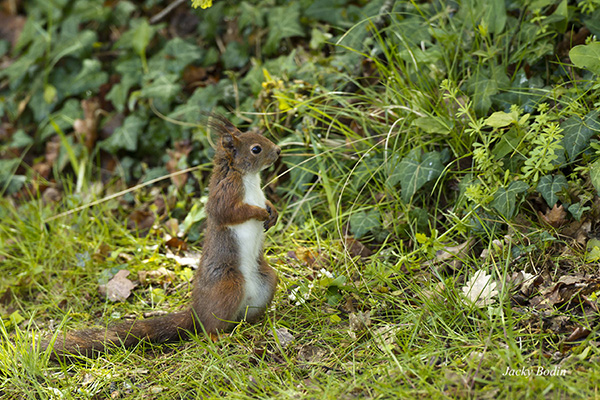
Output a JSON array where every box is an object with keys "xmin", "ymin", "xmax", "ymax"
[{"xmin": 43, "ymin": 115, "xmax": 281, "ymax": 360}]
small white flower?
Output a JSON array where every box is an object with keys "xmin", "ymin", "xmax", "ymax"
[{"xmin": 319, "ymin": 268, "xmax": 334, "ymax": 279}]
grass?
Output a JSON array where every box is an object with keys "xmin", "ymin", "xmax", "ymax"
[
  {"xmin": 2, "ymin": 191, "xmax": 599, "ymax": 399},
  {"xmin": 2, "ymin": 0, "xmax": 600, "ymax": 398}
]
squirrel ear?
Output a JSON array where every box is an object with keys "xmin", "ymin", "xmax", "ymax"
[{"xmin": 221, "ymin": 131, "xmax": 239, "ymax": 153}]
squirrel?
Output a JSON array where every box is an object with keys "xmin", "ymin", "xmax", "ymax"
[{"xmin": 43, "ymin": 114, "xmax": 281, "ymax": 360}]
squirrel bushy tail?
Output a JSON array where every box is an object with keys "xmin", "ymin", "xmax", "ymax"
[{"xmin": 44, "ymin": 310, "xmax": 195, "ymax": 359}]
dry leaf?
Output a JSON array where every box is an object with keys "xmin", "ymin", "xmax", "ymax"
[
  {"xmin": 103, "ymin": 270, "xmax": 135, "ymax": 302},
  {"xmin": 73, "ymin": 98, "xmax": 100, "ymax": 152},
  {"xmin": 539, "ymin": 204, "xmax": 567, "ymax": 228},
  {"xmin": 424, "ymin": 238, "xmax": 474, "ymax": 270},
  {"xmin": 127, "ymin": 209, "xmax": 155, "ymax": 232},
  {"xmin": 349, "ymin": 311, "xmax": 371, "ymax": 332},
  {"xmin": 165, "ymin": 250, "xmax": 200, "ymax": 268},
  {"xmin": 166, "ymin": 141, "xmax": 193, "ymax": 189},
  {"xmin": 164, "ymin": 236, "xmax": 188, "ymax": 251},
  {"xmin": 343, "ymin": 236, "xmax": 373, "ymax": 258},
  {"xmin": 461, "ymin": 270, "xmax": 498, "ymax": 307},
  {"xmin": 272, "ymin": 327, "xmax": 295, "ymax": 348}
]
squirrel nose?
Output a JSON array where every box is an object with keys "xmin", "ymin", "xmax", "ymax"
[{"xmin": 276, "ymin": 147, "xmax": 281, "ymax": 156}]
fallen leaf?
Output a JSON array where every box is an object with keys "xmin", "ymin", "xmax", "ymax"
[
  {"xmin": 272, "ymin": 327, "xmax": 295, "ymax": 348},
  {"xmin": 73, "ymin": 98, "xmax": 100, "ymax": 152},
  {"xmin": 164, "ymin": 236, "xmax": 188, "ymax": 251},
  {"xmin": 565, "ymin": 326, "xmax": 591, "ymax": 343},
  {"xmin": 539, "ymin": 204, "xmax": 567, "ymax": 228},
  {"xmin": 461, "ymin": 270, "xmax": 498, "ymax": 307},
  {"xmin": 165, "ymin": 250, "xmax": 200, "ymax": 267},
  {"xmin": 297, "ymin": 345, "xmax": 327, "ymax": 363},
  {"xmin": 343, "ymin": 236, "xmax": 373, "ymax": 258},
  {"xmin": 102, "ymin": 270, "xmax": 135, "ymax": 302},
  {"xmin": 0, "ymin": 13, "xmax": 26, "ymax": 48},
  {"xmin": 127, "ymin": 209, "xmax": 155, "ymax": 232},
  {"xmin": 166, "ymin": 141, "xmax": 193, "ymax": 189},
  {"xmin": 424, "ymin": 238, "xmax": 474, "ymax": 270},
  {"xmin": 349, "ymin": 311, "xmax": 371, "ymax": 332}
]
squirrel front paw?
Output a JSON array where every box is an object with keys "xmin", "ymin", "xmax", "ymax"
[{"xmin": 264, "ymin": 201, "xmax": 278, "ymax": 230}]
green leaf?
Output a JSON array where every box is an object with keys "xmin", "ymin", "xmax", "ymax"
[
  {"xmin": 568, "ymin": 202, "xmax": 589, "ymax": 221},
  {"xmin": 65, "ymin": 59, "xmax": 109, "ymax": 97},
  {"xmin": 483, "ymin": 0, "xmax": 506, "ymax": 35},
  {"xmin": 264, "ymin": 3, "xmax": 305, "ymax": 55},
  {"xmin": 131, "ymin": 19, "xmax": 153, "ymax": 56},
  {"xmin": 413, "ymin": 117, "xmax": 451, "ymax": 134},
  {"xmin": 491, "ymin": 181, "xmax": 529, "ymax": 218},
  {"xmin": 182, "ymin": 198, "xmax": 208, "ymax": 234},
  {"xmin": 467, "ymin": 75, "xmax": 498, "ymax": 116},
  {"xmin": 223, "ymin": 41, "xmax": 249, "ymax": 70},
  {"xmin": 492, "ymin": 127, "xmax": 520, "ymax": 159},
  {"xmin": 590, "ymin": 159, "xmax": 600, "ymax": 195},
  {"xmin": 561, "ymin": 110, "xmax": 600, "ymax": 161},
  {"xmin": 485, "ymin": 110, "xmax": 518, "ymax": 128},
  {"xmin": 536, "ymin": 174, "xmax": 567, "ymax": 207},
  {"xmin": 106, "ymin": 74, "xmax": 137, "ymax": 112},
  {"xmin": 140, "ymin": 73, "xmax": 181, "ymax": 103},
  {"xmin": 570, "ymin": 42, "xmax": 600, "ymax": 75},
  {"xmin": 390, "ymin": 150, "xmax": 445, "ymax": 203},
  {"xmin": 43, "ymin": 84, "xmax": 57, "ymax": 104},
  {"xmin": 349, "ymin": 210, "xmax": 381, "ymax": 239},
  {"xmin": 100, "ymin": 112, "xmax": 146, "ymax": 153},
  {"xmin": 49, "ymin": 30, "xmax": 97, "ymax": 66}
]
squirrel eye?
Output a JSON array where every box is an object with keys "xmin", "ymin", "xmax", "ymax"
[{"xmin": 251, "ymin": 145, "xmax": 262, "ymax": 154}]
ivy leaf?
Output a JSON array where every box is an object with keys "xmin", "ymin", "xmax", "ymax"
[
  {"xmin": 131, "ymin": 19, "xmax": 153, "ymax": 57},
  {"xmin": 264, "ymin": 3, "xmax": 305, "ymax": 55},
  {"xmin": 100, "ymin": 112, "xmax": 146, "ymax": 153},
  {"xmin": 65, "ymin": 59, "xmax": 109, "ymax": 97},
  {"xmin": 140, "ymin": 73, "xmax": 181, "ymax": 103},
  {"xmin": 590, "ymin": 159, "xmax": 600, "ymax": 196},
  {"xmin": 569, "ymin": 42, "xmax": 600, "ymax": 75},
  {"xmin": 390, "ymin": 150, "xmax": 444, "ymax": 203},
  {"xmin": 536, "ymin": 174, "xmax": 568, "ymax": 207},
  {"xmin": 568, "ymin": 202, "xmax": 589, "ymax": 221},
  {"xmin": 491, "ymin": 181, "xmax": 529, "ymax": 218},
  {"xmin": 561, "ymin": 110, "xmax": 600, "ymax": 161},
  {"xmin": 349, "ymin": 210, "xmax": 381, "ymax": 239}
]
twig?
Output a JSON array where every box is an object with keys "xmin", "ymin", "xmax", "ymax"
[{"xmin": 150, "ymin": 0, "xmax": 187, "ymax": 24}]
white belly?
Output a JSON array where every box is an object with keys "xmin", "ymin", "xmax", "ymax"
[{"xmin": 229, "ymin": 173, "xmax": 271, "ymax": 319}]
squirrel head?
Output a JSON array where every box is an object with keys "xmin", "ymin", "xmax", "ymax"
[{"xmin": 207, "ymin": 114, "xmax": 281, "ymax": 174}]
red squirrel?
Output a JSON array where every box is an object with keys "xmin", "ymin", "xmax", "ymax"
[{"xmin": 43, "ymin": 114, "xmax": 281, "ymax": 359}]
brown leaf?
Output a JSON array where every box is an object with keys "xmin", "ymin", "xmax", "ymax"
[
  {"xmin": 565, "ymin": 326, "xmax": 591, "ymax": 343},
  {"xmin": 102, "ymin": 270, "xmax": 135, "ymax": 302},
  {"xmin": 0, "ymin": 13, "xmax": 25, "ymax": 48},
  {"xmin": 164, "ymin": 236, "xmax": 187, "ymax": 251},
  {"xmin": 166, "ymin": 141, "xmax": 193, "ymax": 189},
  {"xmin": 539, "ymin": 204, "xmax": 567, "ymax": 228},
  {"xmin": 127, "ymin": 209, "xmax": 155, "ymax": 232},
  {"xmin": 539, "ymin": 276, "xmax": 600, "ymax": 307},
  {"xmin": 73, "ymin": 98, "xmax": 100, "ymax": 152},
  {"xmin": 343, "ymin": 236, "xmax": 373, "ymax": 258}
]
